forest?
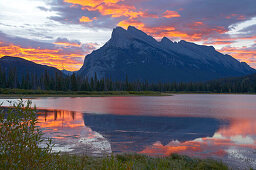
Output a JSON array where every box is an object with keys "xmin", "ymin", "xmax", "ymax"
[{"xmin": 0, "ymin": 67, "xmax": 256, "ymax": 93}]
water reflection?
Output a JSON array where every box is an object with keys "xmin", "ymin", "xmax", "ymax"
[
  {"xmin": 37, "ymin": 109, "xmax": 112, "ymax": 155},
  {"xmin": 83, "ymin": 114, "xmax": 224, "ymax": 153},
  {"xmin": 37, "ymin": 109, "xmax": 256, "ymax": 168},
  {"xmin": 1, "ymin": 95, "xmax": 256, "ymax": 168},
  {"xmin": 37, "ymin": 109, "xmax": 87, "ymax": 139},
  {"xmin": 138, "ymin": 118, "xmax": 256, "ymax": 169}
]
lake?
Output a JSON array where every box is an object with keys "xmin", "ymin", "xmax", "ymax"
[{"xmin": 1, "ymin": 94, "xmax": 256, "ymax": 169}]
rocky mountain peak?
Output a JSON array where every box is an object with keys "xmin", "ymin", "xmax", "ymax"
[
  {"xmin": 79, "ymin": 26, "xmax": 255, "ymax": 82},
  {"xmin": 160, "ymin": 37, "xmax": 174, "ymax": 46},
  {"xmin": 107, "ymin": 26, "xmax": 159, "ymax": 48}
]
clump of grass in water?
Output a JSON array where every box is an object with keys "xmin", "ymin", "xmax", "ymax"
[{"xmin": 0, "ymin": 99, "xmax": 228, "ymax": 169}]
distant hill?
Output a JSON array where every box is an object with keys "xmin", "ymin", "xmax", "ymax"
[
  {"xmin": 78, "ymin": 26, "xmax": 255, "ymax": 82},
  {"xmin": 61, "ymin": 69, "xmax": 75, "ymax": 76},
  {"xmin": 0, "ymin": 56, "xmax": 63, "ymax": 79}
]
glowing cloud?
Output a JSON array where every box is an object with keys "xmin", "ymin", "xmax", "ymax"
[
  {"xmin": 79, "ymin": 16, "xmax": 93, "ymax": 22},
  {"xmin": 0, "ymin": 39, "xmax": 97, "ymax": 71},
  {"xmin": 162, "ymin": 10, "xmax": 180, "ymax": 18},
  {"xmin": 64, "ymin": 0, "xmax": 121, "ymax": 8}
]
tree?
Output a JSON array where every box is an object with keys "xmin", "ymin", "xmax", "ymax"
[
  {"xmin": 43, "ymin": 70, "xmax": 50, "ymax": 90},
  {"xmin": 71, "ymin": 73, "xmax": 78, "ymax": 91}
]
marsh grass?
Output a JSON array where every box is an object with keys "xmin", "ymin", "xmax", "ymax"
[
  {"xmin": 51, "ymin": 153, "xmax": 228, "ymax": 170},
  {"xmin": 0, "ymin": 88, "xmax": 163, "ymax": 97},
  {"xmin": 0, "ymin": 100, "xmax": 228, "ymax": 170}
]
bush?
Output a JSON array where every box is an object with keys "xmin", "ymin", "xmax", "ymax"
[{"xmin": 0, "ymin": 99, "xmax": 55, "ymax": 169}]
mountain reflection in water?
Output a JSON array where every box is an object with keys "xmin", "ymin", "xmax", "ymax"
[
  {"xmin": 36, "ymin": 109, "xmax": 256, "ymax": 168},
  {"xmin": 83, "ymin": 114, "xmax": 223, "ymax": 153},
  {"xmin": 36, "ymin": 109, "xmax": 112, "ymax": 155},
  {"xmin": 1, "ymin": 95, "xmax": 256, "ymax": 168}
]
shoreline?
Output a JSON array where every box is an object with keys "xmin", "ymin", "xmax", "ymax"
[
  {"xmin": 0, "ymin": 92, "xmax": 255, "ymax": 98},
  {"xmin": 0, "ymin": 92, "xmax": 170, "ymax": 98},
  {"xmin": 0, "ymin": 88, "xmax": 256, "ymax": 98}
]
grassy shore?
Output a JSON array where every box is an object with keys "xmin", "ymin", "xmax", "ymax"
[
  {"xmin": 1, "ymin": 88, "xmax": 255, "ymax": 98},
  {"xmin": 45, "ymin": 153, "xmax": 228, "ymax": 170},
  {"xmin": 0, "ymin": 88, "xmax": 169, "ymax": 97}
]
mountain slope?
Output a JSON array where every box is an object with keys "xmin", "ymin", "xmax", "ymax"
[
  {"xmin": 0, "ymin": 56, "xmax": 63, "ymax": 78},
  {"xmin": 79, "ymin": 26, "xmax": 255, "ymax": 82}
]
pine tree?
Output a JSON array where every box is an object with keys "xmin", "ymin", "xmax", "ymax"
[{"xmin": 71, "ymin": 73, "xmax": 78, "ymax": 91}]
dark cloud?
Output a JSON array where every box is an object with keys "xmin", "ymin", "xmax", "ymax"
[
  {"xmin": 0, "ymin": 31, "xmax": 56, "ymax": 49},
  {"xmin": 238, "ymin": 24, "xmax": 256, "ymax": 35},
  {"xmin": 55, "ymin": 37, "xmax": 81, "ymax": 45},
  {"xmin": 37, "ymin": 6, "xmax": 50, "ymax": 11}
]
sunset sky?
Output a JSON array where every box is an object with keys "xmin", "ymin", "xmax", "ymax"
[{"xmin": 0, "ymin": 0, "xmax": 256, "ymax": 71}]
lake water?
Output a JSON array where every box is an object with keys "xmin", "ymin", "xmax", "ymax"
[{"xmin": 1, "ymin": 94, "xmax": 256, "ymax": 169}]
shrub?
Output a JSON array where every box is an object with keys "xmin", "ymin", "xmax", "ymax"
[{"xmin": 0, "ymin": 99, "xmax": 55, "ymax": 169}]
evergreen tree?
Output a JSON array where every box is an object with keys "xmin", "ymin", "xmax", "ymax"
[{"xmin": 71, "ymin": 73, "xmax": 78, "ymax": 91}]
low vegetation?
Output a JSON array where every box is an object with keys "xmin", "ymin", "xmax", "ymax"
[
  {"xmin": 0, "ymin": 100, "xmax": 228, "ymax": 169},
  {"xmin": 0, "ymin": 88, "xmax": 164, "ymax": 97}
]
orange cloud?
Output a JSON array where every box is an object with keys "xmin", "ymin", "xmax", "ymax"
[
  {"xmin": 226, "ymin": 14, "xmax": 246, "ymax": 20},
  {"xmin": 162, "ymin": 10, "xmax": 180, "ymax": 18},
  {"xmin": 118, "ymin": 19, "xmax": 145, "ymax": 30},
  {"xmin": 64, "ymin": 0, "xmax": 121, "ymax": 8},
  {"xmin": 66, "ymin": 0, "xmax": 144, "ymax": 19},
  {"xmin": 117, "ymin": 18, "xmax": 189, "ymax": 40},
  {"xmin": 0, "ymin": 42, "xmax": 85, "ymax": 71},
  {"xmin": 190, "ymin": 21, "xmax": 204, "ymax": 27},
  {"xmin": 54, "ymin": 42, "xmax": 81, "ymax": 47},
  {"xmin": 89, "ymin": 3, "xmax": 144, "ymax": 18},
  {"xmin": 64, "ymin": 0, "xmax": 228, "ymax": 42},
  {"xmin": 79, "ymin": 16, "xmax": 93, "ymax": 22},
  {"xmin": 203, "ymin": 41, "xmax": 234, "ymax": 45}
]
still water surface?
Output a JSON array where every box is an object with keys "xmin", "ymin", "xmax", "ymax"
[{"xmin": 1, "ymin": 94, "xmax": 256, "ymax": 168}]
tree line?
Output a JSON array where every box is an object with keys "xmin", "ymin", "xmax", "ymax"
[{"xmin": 0, "ymin": 67, "xmax": 256, "ymax": 93}]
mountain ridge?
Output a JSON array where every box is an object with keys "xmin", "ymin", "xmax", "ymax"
[
  {"xmin": 78, "ymin": 26, "xmax": 255, "ymax": 82},
  {"xmin": 0, "ymin": 56, "xmax": 63, "ymax": 79}
]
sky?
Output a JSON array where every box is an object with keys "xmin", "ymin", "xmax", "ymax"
[{"xmin": 0, "ymin": 0, "xmax": 256, "ymax": 71}]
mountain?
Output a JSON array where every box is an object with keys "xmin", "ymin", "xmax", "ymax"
[
  {"xmin": 0, "ymin": 56, "xmax": 63, "ymax": 78},
  {"xmin": 78, "ymin": 26, "xmax": 255, "ymax": 82}
]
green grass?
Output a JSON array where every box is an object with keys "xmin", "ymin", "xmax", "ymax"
[
  {"xmin": 0, "ymin": 88, "xmax": 167, "ymax": 97},
  {"xmin": 49, "ymin": 153, "xmax": 228, "ymax": 170},
  {"xmin": 1, "ymin": 88, "xmax": 255, "ymax": 98}
]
